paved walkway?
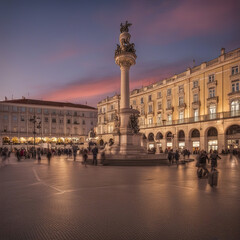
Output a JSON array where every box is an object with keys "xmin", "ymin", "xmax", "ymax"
[{"xmin": 0, "ymin": 155, "xmax": 240, "ymax": 240}]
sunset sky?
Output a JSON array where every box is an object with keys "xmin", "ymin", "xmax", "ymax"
[{"xmin": 1, "ymin": 0, "xmax": 240, "ymax": 107}]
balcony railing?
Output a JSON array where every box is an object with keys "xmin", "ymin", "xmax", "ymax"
[{"xmin": 140, "ymin": 110, "xmax": 240, "ymax": 129}]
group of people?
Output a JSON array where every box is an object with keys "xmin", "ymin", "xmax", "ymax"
[
  {"xmin": 196, "ymin": 150, "xmax": 221, "ymax": 175},
  {"xmin": 167, "ymin": 148, "xmax": 191, "ymax": 165}
]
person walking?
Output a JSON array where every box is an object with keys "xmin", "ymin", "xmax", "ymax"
[
  {"xmin": 210, "ymin": 150, "xmax": 221, "ymax": 171},
  {"xmin": 37, "ymin": 148, "xmax": 41, "ymax": 163},
  {"xmin": 47, "ymin": 150, "xmax": 52, "ymax": 165},
  {"xmin": 175, "ymin": 150, "xmax": 180, "ymax": 166},
  {"xmin": 168, "ymin": 150, "xmax": 173, "ymax": 166},
  {"xmin": 92, "ymin": 145, "xmax": 98, "ymax": 166},
  {"xmin": 82, "ymin": 148, "xmax": 88, "ymax": 167}
]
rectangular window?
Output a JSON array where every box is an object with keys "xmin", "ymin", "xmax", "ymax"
[
  {"xmin": 13, "ymin": 106, "xmax": 18, "ymax": 112},
  {"xmin": 157, "ymin": 92, "xmax": 162, "ymax": 98},
  {"xmin": 20, "ymin": 115, "xmax": 25, "ymax": 121},
  {"xmin": 209, "ymin": 88, "xmax": 215, "ymax": 98},
  {"xmin": 209, "ymin": 74, "xmax": 215, "ymax": 83},
  {"xmin": 12, "ymin": 115, "xmax": 17, "ymax": 121},
  {"xmin": 21, "ymin": 107, "xmax": 26, "ymax": 112},
  {"xmin": 193, "ymin": 80, "xmax": 198, "ymax": 88},
  {"xmin": 232, "ymin": 66, "xmax": 239, "ymax": 75},
  {"xmin": 232, "ymin": 81, "xmax": 240, "ymax": 92},
  {"xmin": 37, "ymin": 108, "xmax": 41, "ymax": 114},
  {"xmin": 132, "ymin": 100, "xmax": 136, "ymax": 105},
  {"xmin": 167, "ymin": 100, "xmax": 171, "ymax": 109},
  {"xmin": 44, "ymin": 109, "xmax": 48, "ymax": 114},
  {"xmin": 29, "ymin": 108, "xmax": 33, "ymax": 113},
  {"xmin": 102, "ymin": 107, "xmax": 106, "ymax": 113},
  {"xmin": 157, "ymin": 114, "xmax": 162, "ymax": 124},
  {"xmin": 3, "ymin": 106, "xmax": 9, "ymax": 111},
  {"xmin": 179, "ymin": 97, "xmax": 184, "ymax": 106},
  {"xmin": 140, "ymin": 107, "xmax": 144, "ymax": 115},
  {"xmin": 209, "ymin": 105, "xmax": 217, "ymax": 119},
  {"xmin": 45, "ymin": 117, "xmax": 48, "ymax": 123},
  {"xmin": 167, "ymin": 88, "xmax": 171, "ymax": 96},
  {"xmin": 59, "ymin": 119, "xmax": 63, "ymax": 124},
  {"xmin": 148, "ymin": 95, "xmax": 152, "ymax": 102},
  {"xmin": 179, "ymin": 111, "xmax": 184, "ymax": 123},
  {"xmin": 157, "ymin": 102, "xmax": 162, "ymax": 110},
  {"xmin": 67, "ymin": 119, "xmax": 71, "ymax": 124},
  {"xmin": 3, "ymin": 115, "xmax": 8, "ymax": 121},
  {"xmin": 194, "ymin": 109, "xmax": 199, "ymax": 121},
  {"xmin": 52, "ymin": 118, "xmax": 56, "ymax": 123},
  {"xmin": 193, "ymin": 94, "xmax": 198, "ymax": 102},
  {"xmin": 167, "ymin": 114, "xmax": 172, "ymax": 123},
  {"xmin": 141, "ymin": 97, "xmax": 144, "ymax": 104},
  {"xmin": 82, "ymin": 120, "xmax": 85, "ymax": 125},
  {"xmin": 148, "ymin": 105, "xmax": 153, "ymax": 113},
  {"xmin": 178, "ymin": 85, "xmax": 184, "ymax": 93},
  {"xmin": 74, "ymin": 111, "xmax": 77, "ymax": 116},
  {"xmin": 148, "ymin": 118, "xmax": 153, "ymax": 125}
]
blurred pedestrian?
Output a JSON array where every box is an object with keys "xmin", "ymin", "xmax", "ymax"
[{"xmin": 92, "ymin": 145, "xmax": 98, "ymax": 165}]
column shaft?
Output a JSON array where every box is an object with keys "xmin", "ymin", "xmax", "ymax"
[{"xmin": 120, "ymin": 65, "xmax": 130, "ymax": 109}]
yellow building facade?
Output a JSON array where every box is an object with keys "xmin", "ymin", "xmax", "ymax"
[{"xmin": 97, "ymin": 48, "xmax": 240, "ymax": 152}]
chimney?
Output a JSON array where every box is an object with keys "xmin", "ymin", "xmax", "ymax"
[
  {"xmin": 22, "ymin": 96, "xmax": 25, "ymax": 99},
  {"xmin": 221, "ymin": 48, "xmax": 225, "ymax": 55},
  {"xmin": 5, "ymin": 96, "xmax": 7, "ymax": 101}
]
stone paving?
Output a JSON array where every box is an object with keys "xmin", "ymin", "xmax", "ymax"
[{"xmin": 0, "ymin": 154, "xmax": 240, "ymax": 240}]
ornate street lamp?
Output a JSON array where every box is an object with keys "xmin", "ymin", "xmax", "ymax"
[{"xmin": 29, "ymin": 115, "xmax": 41, "ymax": 156}]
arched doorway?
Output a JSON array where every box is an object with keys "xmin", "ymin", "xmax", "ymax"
[
  {"xmin": 166, "ymin": 131, "xmax": 173, "ymax": 149},
  {"xmin": 155, "ymin": 132, "xmax": 163, "ymax": 152},
  {"xmin": 190, "ymin": 129, "xmax": 200, "ymax": 153},
  {"xmin": 148, "ymin": 133, "xmax": 155, "ymax": 150},
  {"xmin": 178, "ymin": 130, "xmax": 185, "ymax": 149},
  {"xmin": 226, "ymin": 125, "xmax": 240, "ymax": 149},
  {"xmin": 207, "ymin": 127, "xmax": 218, "ymax": 152}
]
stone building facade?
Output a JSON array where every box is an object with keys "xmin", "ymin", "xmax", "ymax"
[
  {"xmin": 0, "ymin": 99, "xmax": 97, "ymax": 147},
  {"xmin": 97, "ymin": 48, "xmax": 240, "ymax": 152}
]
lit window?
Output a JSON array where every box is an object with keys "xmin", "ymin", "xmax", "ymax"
[
  {"xmin": 82, "ymin": 120, "xmax": 85, "ymax": 125},
  {"xmin": 179, "ymin": 111, "xmax": 184, "ymax": 120},
  {"xmin": 148, "ymin": 118, "xmax": 153, "ymax": 125},
  {"xmin": 167, "ymin": 114, "xmax": 172, "ymax": 123}
]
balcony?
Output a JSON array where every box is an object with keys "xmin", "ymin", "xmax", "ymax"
[
  {"xmin": 207, "ymin": 80, "xmax": 217, "ymax": 88},
  {"xmin": 178, "ymin": 103, "xmax": 186, "ymax": 110},
  {"xmin": 228, "ymin": 91, "xmax": 240, "ymax": 101},
  {"xmin": 207, "ymin": 96, "xmax": 218, "ymax": 106},
  {"xmin": 140, "ymin": 110, "xmax": 240, "ymax": 129},
  {"xmin": 192, "ymin": 101, "xmax": 201, "ymax": 108},
  {"xmin": 192, "ymin": 86, "xmax": 200, "ymax": 92},
  {"xmin": 166, "ymin": 106, "xmax": 174, "ymax": 112},
  {"xmin": 230, "ymin": 72, "xmax": 240, "ymax": 81}
]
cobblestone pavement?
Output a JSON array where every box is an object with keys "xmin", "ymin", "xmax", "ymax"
[{"xmin": 0, "ymin": 154, "xmax": 240, "ymax": 240}]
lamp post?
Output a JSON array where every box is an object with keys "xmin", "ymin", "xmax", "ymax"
[{"xmin": 30, "ymin": 115, "xmax": 41, "ymax": 158}]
